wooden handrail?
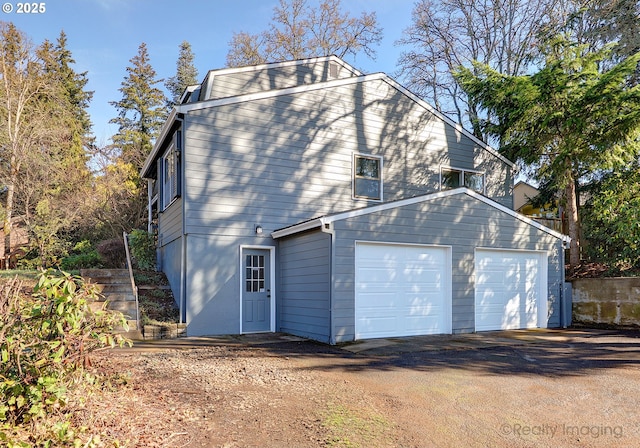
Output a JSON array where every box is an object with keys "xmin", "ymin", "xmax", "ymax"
[{"xmin": 123, "ymin": 232, "xmax": 140, "ymax": 331}]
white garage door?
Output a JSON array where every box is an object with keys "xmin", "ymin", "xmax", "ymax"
[
  {"xmin": 475, "ymin": 249, "xmax": 547, "ymax": 331},
  {"xmin": 355, "ymin": 242, "xmax": 451, "ymax": 339}
]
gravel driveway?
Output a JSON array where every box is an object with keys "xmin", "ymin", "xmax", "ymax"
[{"xmin": 82, "ymin": 329, "xmax": 640, "ymax": 447}]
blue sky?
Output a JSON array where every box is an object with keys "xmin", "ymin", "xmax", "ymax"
[{"xmin": 5, "ymin": 0, "xmax": 416, "ymax": 143}]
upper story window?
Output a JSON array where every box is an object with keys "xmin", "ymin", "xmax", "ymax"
[
  {"xmin": 441, "ymin": 167, "xmax": 485, "ymax": 194},
  {"xmin": 353, "ymin": 154, "xmax": 382, "ymax": 201},
  {"xmin": 161, "ymin": 131, "xmax": 182, "ymax": 210}
]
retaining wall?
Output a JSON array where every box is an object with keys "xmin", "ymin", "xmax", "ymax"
[{"xmin": 572, "ymin": 278, "xmax": 640, "ymax": 327}]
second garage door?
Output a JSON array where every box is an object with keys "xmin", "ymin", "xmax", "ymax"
[
  {"xmin": 475, "ymin": 249, "xmax": 547, "ymax": 331},
  {"xmin": 355, "ymin": 242, "xmax": 451, "ymax": 339}
]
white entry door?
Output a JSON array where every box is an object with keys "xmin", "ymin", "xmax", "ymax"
[
  {"xmin": 355, "ymin": 242, "xmax": 451, "ymax": 339},
  {"xmin": 475, "ymin": 249, "xmax": 547, "ymax": 331}
]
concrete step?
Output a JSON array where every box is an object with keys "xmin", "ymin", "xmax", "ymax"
[
  {"xmin": 97, "ymin": 284, "xmax": 135, "ymax": 294},
  {"xmin": 105, "ymin": 300, "xmax": 137, "ymax": 313},
  {"xmin": 81, "ymin": 268, "xmax": 131, "ymax": 279},
  {"xmin": 99, "ymin": 292, "xmax": 136, "ymax": 302},
  {"xmin": 80, "ymin": 268, "xmax": 140, "ymax": 338}
]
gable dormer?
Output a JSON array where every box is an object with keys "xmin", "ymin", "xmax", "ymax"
[{"xmin": 198, "ymin": 55, "xmax": 361, "ymax": 101}]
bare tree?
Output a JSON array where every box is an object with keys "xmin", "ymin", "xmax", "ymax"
[
  {"xmin": 397, "ymin": 0, "xmax": 562, "ymax": 139},
  {"xmin": 226, "ymin": 0, "xmax": 382, "ymax": 67},
  {"xmin": 0, "ymin": 23, "xmax": 56, "ymax": 267}
]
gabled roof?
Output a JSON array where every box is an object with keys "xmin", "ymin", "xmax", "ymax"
[
  {"xmin": 141, "ymin": 56, "xmax": 515, "ymax": 178},
  {"xmin": 196, "ymin": 55, "xmax": 362, "ymax": 101},
  {"xmin": 271, "ymin": 187, "xmax": 570, "ymax": 243}
]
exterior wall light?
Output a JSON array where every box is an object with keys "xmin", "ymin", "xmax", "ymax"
[{"xmin": 255, "ymin": 225, "xmax": 263, "ymax": 235}]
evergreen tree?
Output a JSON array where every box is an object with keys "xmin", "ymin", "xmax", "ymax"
[
  {"xmin": 20, "ymin": 32, "xmax": 98, "ymax": 266},
  {"xmin": 53, "ymin": 31, "xmax": 94, "ymax": 149},
  {"xmin": 396, "ymin": 0, "xmax": 561, "ymax": 138},
  {"xmin": 110, "ymin": 42, "xmax": 166, "ymax": 171},
  {"xmin": 108, "ymin": 43, "xmax": 166, "ymax": 231},
  {"xmin": 456, "ymin": 39, "xmax": 640, "ymax": 268},
  {"xmin": 165, "ymin": 41, "xmax": 198, "ymax": 108}
]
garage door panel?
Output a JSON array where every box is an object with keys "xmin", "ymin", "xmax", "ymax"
[
  {"xmin": 357, "ymin": 292, "xmax": 398, "ymax": 309},
  {"xmin": 355, "ymin": 243, "xmax": 451, "ymax": 339},
  {"xmin": 356, "ymin": 316, "xmax": 397, "ymax": 337},
  {"xmin": 475, "ymin": 250, "xmax": 546, "ymax": 331}
]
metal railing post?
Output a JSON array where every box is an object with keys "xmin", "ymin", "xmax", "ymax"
[{"xmin": 123, "ymin": 232, "xmax": 140, "ymax": 331}]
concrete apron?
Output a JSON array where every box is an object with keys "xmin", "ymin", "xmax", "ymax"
[
  {"xmin": 120, "ymin": 328, "xmax": 624, "ymax": 355},
  {"xmin": 339, "ymin": 329, "xmax": 576, "ymax": 356}
]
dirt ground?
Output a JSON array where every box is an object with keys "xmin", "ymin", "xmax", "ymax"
[{"xmin": 74, "ymin": 329, "xmax": 640, "ymax": 447}]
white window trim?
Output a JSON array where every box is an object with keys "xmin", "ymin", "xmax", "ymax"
[
  {"xmin": 161, "ymin": 143, "xmax": 177, "ymax": 211},
  {"xmin": 440, "ymin": 165, "xmax": 485, "ymax": 194},
  {"xmin": 161, "ymin": 129, "xmax": 183, "ymax": 211},
  {"xmin": 352, "ymin": 153, "xmax": 383, "ymax": 202}
]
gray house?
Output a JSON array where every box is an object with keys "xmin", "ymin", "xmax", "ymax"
[{"xmin": 141, "ymin": 55, "xmax": 570, "ymax": 344}]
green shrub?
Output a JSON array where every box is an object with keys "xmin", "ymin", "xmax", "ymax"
[
  {"xmin": 0, "ymin": 269, "xmax": 130, "ymax": 446},
  {"xmin": 581, "ymin": 166, "xmax": 640, "ymax": 270},
  {"xmin": 128, "ymin": 229, "xmax": 156, "ymax": 270},
  {"xmin": 60, "ymin": 251, "xmax": 102, "ymax": 270},
  {"xmin": 60, "ymin": 241, "xmax": 103, "ymax": 271},
  {"xmin": 96, "ymin": 238, "xmax": 126, "ymax": 268}
]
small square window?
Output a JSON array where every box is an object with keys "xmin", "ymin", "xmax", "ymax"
[
  {"xmin": 464, "ymin": 172, "xmax": 484, "ymax": 193},
  {"xmin": 354, "ymin": 155, "xmax": 382, "ymax": 200},
  {"xmin": 441, "ymin": 168, "xmax": 462, "ymax": 189},
  {"xmin": 441, "ymin": 167, "xmax": 484, "ymax": 193}
]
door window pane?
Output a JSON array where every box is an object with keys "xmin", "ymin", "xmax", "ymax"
[{"xmin": 245, "ymin": 254, "xmax": 266, "ymax": 292}]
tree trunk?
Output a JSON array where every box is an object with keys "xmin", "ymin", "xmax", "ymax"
[
  {"xmin": 565, "ymin": 168, "xmax": 580, "ymax": 268},
  {"xmin": 3, "ymin": 182, "xmax": 14, "ymax": 270}
]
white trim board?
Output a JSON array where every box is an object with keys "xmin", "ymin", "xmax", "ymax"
[
  {"xmin": 142, "ymin": 58, "xmax": 515, "ymax": 178},
  {"xmin": 272, "ymin": 187, "xmax": 570, "ymax": 243}
]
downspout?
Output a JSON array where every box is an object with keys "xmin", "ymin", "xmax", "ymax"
[
  {"xmin": 319, "ymin": 218, "xmax": 336, "ymax": 344},
  {"xmin": 147, "ymin": 180, "xmax": 153, "ymax": 234},
  {"xmin": 175, "ymin": 114, "xmax": 186, "ymax": 325},
  {"xmin": 560, "ymin": 238, "xmax": 569, "ymax": 328}
]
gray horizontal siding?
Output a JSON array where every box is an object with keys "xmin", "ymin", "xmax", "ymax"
[
  {"xmin": 161, "ymin": 59, "xmax": 517, "ymax": 338},
  {"xmin": 158, "ymin": 198, "xmax": 182, "ymax": 246},
  {"xmin": 183, "ymin": 77, "xmax": 512, "ymax": 239},
  {"xmin": 330, "ymin": 194, "xmax": 563, "ymax": 343},
  {"xmin": 278, "ymin": 230, "xmax": 331, "ymax": 343},
  {"xmin": 207, "ymin": 59, "xmax": 357, "ymax": 100}
]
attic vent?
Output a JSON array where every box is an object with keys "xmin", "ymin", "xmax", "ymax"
[{"xmin": 329, "ymin": 62, "xmax": 339, "ymax": 79}]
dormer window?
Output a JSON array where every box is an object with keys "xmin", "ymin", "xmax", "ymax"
[
  {"xmin": 440, "ymin": 167, "xmax": 485, "ymax": 193},
  {"xmin": 353, "ymin": 154, "xmax": 382, "ymax": 201}
]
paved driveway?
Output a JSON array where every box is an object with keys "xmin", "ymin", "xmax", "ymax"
[{"xmin": 125, "ymin": 328, "xmax": 640, "ymax": 447}]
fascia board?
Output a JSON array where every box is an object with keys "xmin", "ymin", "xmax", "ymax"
[
  {"xmin": 274, "ymin": 188, "xmax": 570, "ymax": 243},
  {"xmin": 141, "ymin": 107, "xmax": 177, "ymax": 178},
  {"xmin": 462, "ymin": 189, "xmax": 571, "ymax": 243},
  {"xmin": 383, "ymin": 77, "xmax": 516, "ymax": 169},
  {"xmin": 201, "ymin": 55, "xmax": 362, "ymax": 83},
  {"xmin": 179, "ymin": 71, "xmax": 515, "ymax": 171},
  {"xmin": 176, "ymin": 72, "xmax": 386, "ymax": 114},
  {"xmin": 271, "ymin": 218, "xmax": 323, "ymax": 239}
]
